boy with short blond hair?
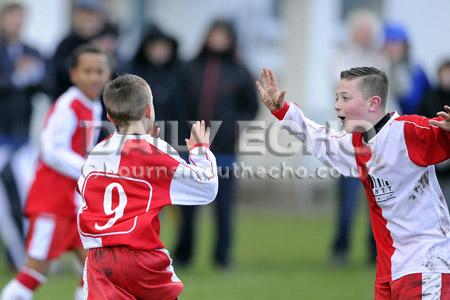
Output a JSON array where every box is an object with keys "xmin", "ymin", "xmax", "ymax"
[{"xmin": 78, "ymin": 74, "xmax": 218, "ymax": 299}]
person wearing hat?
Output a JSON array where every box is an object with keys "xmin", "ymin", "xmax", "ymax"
[{"xmin": 383, "ymin": 23, "xmax": 430, "ymax": 115}]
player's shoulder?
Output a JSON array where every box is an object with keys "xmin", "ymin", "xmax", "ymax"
[
  {"xmin": 144, "ymin": 136, "xmax": 183, "ymax": 163},
  {"xmin": 394, "ymin": 114, "xmax": 432, "ymax": 129},
  {"xmin": 87, "ymin": 133, "xmax": 122, "ymax": 161},
  {"xmin": 54, "ymin": 86, "xmax": 97, "ymax": 113}
]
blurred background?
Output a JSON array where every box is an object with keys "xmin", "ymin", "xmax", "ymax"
[{"xmin": 0, "ymin": 0, "xmax": 449, "ymax": 299}]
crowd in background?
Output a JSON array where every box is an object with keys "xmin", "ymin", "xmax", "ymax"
[{"xmin": 0, "ymin": 0, "xmax": 448, "ymax": 274}]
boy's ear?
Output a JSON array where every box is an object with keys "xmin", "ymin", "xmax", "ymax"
[
  {"xmin": 145, "ymin": 103, "xmax": 152, "ymax": 118},
  {"xmin": 369, "ymin": 96, "xmax": 382, "ymax": 112}
]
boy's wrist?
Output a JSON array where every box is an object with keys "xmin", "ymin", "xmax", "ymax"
[
  {"xmin": 190, "ymin": 143, "xmax": 210, "ymax": 150},
  {"xmin": 271, "ymin": 102, "xmax": 290, "ymax": 120}
]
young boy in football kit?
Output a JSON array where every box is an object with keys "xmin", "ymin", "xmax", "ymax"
[
  {"xmin": 1, "ymin": 44, "xmax": 111, "ymax": 300},
  {"xmin": 77, "ymin": 74, "xmax": 218, "ymax": 299},
  {"xmin": 257, "ymin": 67, "xmax": 450, "ymax": 299}
]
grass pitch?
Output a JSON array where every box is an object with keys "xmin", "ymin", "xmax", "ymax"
[{"xmin": 0, "ymin": 208, "xmax": 375, "ymax": 299}]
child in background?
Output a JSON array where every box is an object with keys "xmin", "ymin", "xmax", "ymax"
[{"xmin": 1, "ymin": 44, "xmax": 110, "ymax": 300}]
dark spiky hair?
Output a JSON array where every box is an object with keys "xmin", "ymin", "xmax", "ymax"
[
  {"xmin": 69, "ymin": 43, "xmax": 108, "ymax": 69},
  {"xmin": 340, "ymin": 67, "xmax": 389, "ymax": 108}
]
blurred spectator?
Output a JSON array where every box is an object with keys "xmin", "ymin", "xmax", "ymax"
[
  {"xmin": 383, "ymin": 23, "xmax": 430, "ymax": 115},
  {"xmin": 129, "ymin": 24, "xmax": 182, "ymax": 124},
  {"xmin": 330, "ymin": 8, "xmax": 384, "ymax": 266},
  {"xmin": 174, "ymin": 19, "xmax": 258, "ymax": 269},
  {"xmin": 332, "ymin": 9, "xmax": 387, "ymax": 81},
  {"xmin": 93, "ymin": 22, "xmax": 125, "ymax": 142},
  {"xmin": 93, "ymin": 22, "xmax": 125, "ymax": 76},
  {"xmin": 0, "ymin": 1, "xmax": 45, "ymax": 270},
  {"xmin": 418, "ymin": 59, "xmax": 450, "ymax": 204},
  {"xmin": 50, "ymin": 0, "xmax": 106, "ymax": 98},
  {"xmin": 0, "ymin": 1, "xmax": 45, "ymax": 147}
]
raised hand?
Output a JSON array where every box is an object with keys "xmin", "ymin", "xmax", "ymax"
[
  {"xmin": 186, "ymin": 121, "xmax": 211, "ymax": 151},
  {"xmin": 148, "ymin": 123, "xmax": 160, "ymax": 137},
  {"xmin": 429, "ymin": 105, "xmax": 450, "ymax": 131},
  {"xmin": 256, "ymin": 68, "xmax": 286, "ymax": 112}
]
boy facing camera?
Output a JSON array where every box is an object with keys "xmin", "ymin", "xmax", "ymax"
[{"xmin": 257, "ymin": 67, "xmax": 450, "ymax": 299}]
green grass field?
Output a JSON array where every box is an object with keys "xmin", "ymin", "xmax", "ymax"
[{"xmin": 0, "ymin": 207, "xmax": 375, "ymax": 299}]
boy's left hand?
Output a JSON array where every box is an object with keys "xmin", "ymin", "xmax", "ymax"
[
  {"xmin": 149, "ymin": 123, "xmax": 160, "ymax": 137},
  {"xmin": 429, "ymin": 105, "xmax": 450, "ymax": 131}
]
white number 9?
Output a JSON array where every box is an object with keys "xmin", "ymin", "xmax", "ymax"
[{"xmin": 95, "ymin": 182, "xmax": 127, "ymax": 231}]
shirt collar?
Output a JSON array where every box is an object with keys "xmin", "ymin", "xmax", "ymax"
[{"xmin": 363, "ymin": 112, "xmax": 395, "ymax": 143}]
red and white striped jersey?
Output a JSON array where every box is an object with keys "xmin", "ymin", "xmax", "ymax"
[
  {"xmin": 273, "ymin": 102, "xmax": 450, "ymax": 283},
  {"xmin": 25, "ymin": 87, "xmax": 102, "ymax": 217},
  {"xmin": 77, "ymin": 133, "xmax": 218, "ymax": 251}
]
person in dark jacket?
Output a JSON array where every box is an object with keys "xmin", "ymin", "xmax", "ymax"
[
  {"xmin": 174, "ymin": 19, "xmax": 258, "ymax": 268},
  {"xmin": 383, "ymin": 23, "xmax": 430, "ymax": 115},
  {"xmin": 418, "ymin": 59, "xmax": 450, "ymax": 204},
  {"xmin": 0, "ymin": 2, "xmax": 45, "ymax": 146},
  {"xmin": 50, "ymin": 0, "xmax": 106, "ymax": 99},
  {"xmin": 0, "ymin": 1, "xmax": 45, "ymax": 271},
  {"xmin": 129, "ymin": 24, "xmax": 182, "ymax": 126}
]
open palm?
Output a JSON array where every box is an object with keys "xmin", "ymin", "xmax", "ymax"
[{"xmin": 256, "ymin": 68, "xmax": 286, "ymax": 112}]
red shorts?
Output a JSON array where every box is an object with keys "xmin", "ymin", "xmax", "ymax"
[
  {"xmin": 83, "ymin": 247, "xmax": 183, "ymax": 300},
  {"xmin": 25, "ymin": 213, "xmax": 82, "ymax": 260},
  {"xmin": 375, "ymin": 273, "xmax": 450, "ymax": 300}
]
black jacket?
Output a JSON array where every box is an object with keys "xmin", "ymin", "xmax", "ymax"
[
  {"xmin": 418, "ymin": 87, "xmax": 450, "ymax": 178},
  {"xmin": 180, "ymin": 53, "xmax": 258, "ymax": 154},
  {"xmin": 129, "ymin": 26, "xmax": 182, "ymax": 124},
  {"xmin": 0, "ymin": 38, "xmax": 45, "ymax": 138}
]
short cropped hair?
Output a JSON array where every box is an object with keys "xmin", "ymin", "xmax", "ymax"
[
  {"xmin": 340, "ymin": 67, "xmax": 389, "ymax": 108},
  {"xmin": 103, "ymin": 74, "xmax": 151, "ymax": 127},
  {"xmin": 69, "ymin": 44, "xmax": 107, "ymax": 69}
]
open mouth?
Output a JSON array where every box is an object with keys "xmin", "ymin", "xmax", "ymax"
[{"xmin": 337, "ymin": 116, "xmax": 346, "ymax": 122}]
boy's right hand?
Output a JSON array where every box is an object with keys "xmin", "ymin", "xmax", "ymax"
[
  {"xmin": 186, "ymin": 121, "xmax": 210, "ymax": 151},
  {"xmin": 429, "ymin": 105, "xmax": 450, "ymax": 131},
  {"xmin": 256, "ymin": 68, "xmax": 286, "ymax": 112}
]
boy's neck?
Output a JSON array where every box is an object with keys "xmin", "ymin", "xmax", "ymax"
[
  {"xmin": 118, "ymin": 121, "xmax": 147, "ymax": 135},
  {"xmin": 369, "ymin": 111, "xmax": 388, "ymax": 128}
]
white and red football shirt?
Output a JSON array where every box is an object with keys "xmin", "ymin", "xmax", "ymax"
[
  {"xmin": 77, "ymin": 133, "xmax": 218, "ymax": 251},
  {"xmin": 273, "ymin": 102, "xmax": 450, "ymax": 283},
  {"xmin": 25, "ymin": 87, "xmax": 102, "ymax": 217}
]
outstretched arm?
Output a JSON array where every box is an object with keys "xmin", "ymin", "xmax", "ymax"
[
  {"xmin": 255, "ymin": 68, "xmax": 358, "ymax": 177},
  {"xmin": 429, "ymin": 105, "xmax": 450, "ymax": 131}
]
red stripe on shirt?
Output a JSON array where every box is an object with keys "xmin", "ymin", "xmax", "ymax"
[{"xmin": 352, "ymin": 132, "xmax": 396, "ymax": 283}]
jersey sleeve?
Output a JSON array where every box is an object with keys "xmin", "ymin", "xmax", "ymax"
[
  {"xmin": 272, "ymin": 102, "xmax": 358, "ymax": 177},
  {"xmin": 41, "ymin": 104, "xmax": 85, "ymax": 179},
  {"xmin": 169, "ymin": 145, "xmax": 219, "ymax": 205},
  {"xmin": 400, "ymin": 115, "xmax": 450, "ymax": 167}
]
